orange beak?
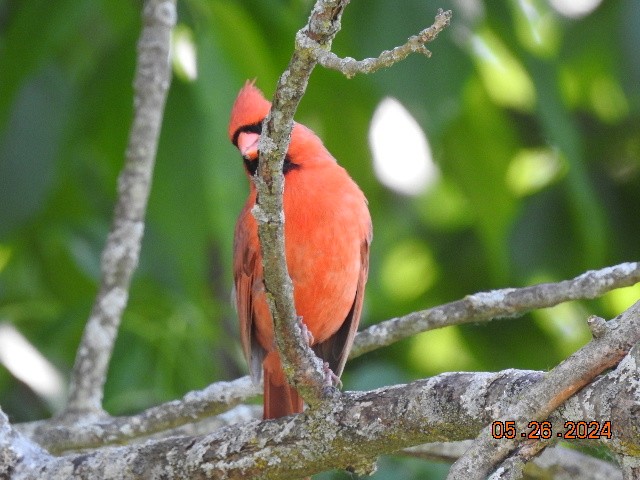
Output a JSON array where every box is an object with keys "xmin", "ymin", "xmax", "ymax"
[{"xmin": 237, "ymin": 131, "xmax": 260, "ymax": 160}]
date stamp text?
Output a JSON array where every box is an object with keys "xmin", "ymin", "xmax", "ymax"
[{"xmin": 491, "ymin": 420, "xmax": 612, "ymax": 440}]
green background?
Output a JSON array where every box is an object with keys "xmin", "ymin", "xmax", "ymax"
[{"xmin": 1, "ymin": 0, "xmax": 638, "ymax": 477}]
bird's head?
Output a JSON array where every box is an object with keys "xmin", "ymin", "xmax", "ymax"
[
  {"xmin": 228, "ymin": 81, "xmax": 270, "ymax": 171},
  {"xmin": 229, "ymin": 81, "xmax": 333, "ymax": 177}
]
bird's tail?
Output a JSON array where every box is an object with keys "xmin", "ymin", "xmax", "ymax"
[
  {"xmin": 263, "ymin": 352, "xmax": 304, "ymax": 419},
  {"xmin": 263, "ymin": 353, "xmax": 311, "ymax": 479}
]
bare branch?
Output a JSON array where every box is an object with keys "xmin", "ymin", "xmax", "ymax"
[
  {"xmin": 528, "ymin": 447, "xmax": 622, "ymax": 480},
  {"xmin": 308, "ymin": 9, "xmax": 452, "ymax": 78},
  {"xmin": 619, "ymin": 456, "xmax": 640, "ymax": 480},
  {"xmin": 447, "ymin": 300, "xmax": 640, "ymax": 479},
  {"xmin": 253, "ymin": 1, "xmax": 452, "ymax": 406},
  {"xmin": 64, "ymin": 0, "xmax": 176, "ymax": 415},
  {"xmin": 1, "ymin": 408, "xmax": 20, "ymax": 478},
  {"xmin": 22, "ymin": 378, "xmax": 259, "ymax": 453},
  {"xmin": 405, "ymin": 442, "xmax": 622, "ymax": 480},
  {"xmin": 352, "ymin": 261, "xmax": 640, "ymax": 357},
  {"xmin": 403, "ymin": 440, "xmax": 473, "ymax": 463},
  {"xmin": 528, "ymin": 448, "xmax": 622, "ymax": 480},
  {"xmin": 251, "ymin": 0, "xmax": 354, "ymax": 405},
  {"xmin": 10, "ymin": 356, "xmax": 638, "ymax": 479},
  {"xmin": 13, "ymin": 262, "xmax": 634, "ymax": 454},
  {"xmin": 488, "ymin": 440, "xmax": 550, "ymax": 480}
]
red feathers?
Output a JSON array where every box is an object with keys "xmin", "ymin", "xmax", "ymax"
[
  {"xmin": 228, "ymin": 81, "xmax": 270, "ymax": 142},
  {"xmin": 229, "ymin": 82, "xmax": 372, "ymax": 419}
]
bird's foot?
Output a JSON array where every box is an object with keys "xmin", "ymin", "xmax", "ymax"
[
  {"xmin": 297, "ymin": 316, "xmax": 314, "ymax": 346},
  {"xmin": 323, "ymin": 362, "xmax": 342, "ymax": 389}
]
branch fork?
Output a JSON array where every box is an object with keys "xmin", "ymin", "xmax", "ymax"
[
  {"xmin": 299, "ymin": 8, "xmax": 452, "ymax": 78},
  {"xmin": 447, "ymin": 300, "xmax": 640, "ymax": 479},
  {"xmin": 253, "ymin": 2, "xmax": 452, "ymax": 408}
]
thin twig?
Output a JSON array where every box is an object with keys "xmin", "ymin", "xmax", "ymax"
[
  {"xmin": 308, "ymin": 9, "xmax": 452, "ymax": 78},
  {"xmin": 447, "ymin": 300, "xmax": 640, "ymax": 479},
  {"xmin": 63, "ymin": 0, "xmax": 176, "ymax": 415}
]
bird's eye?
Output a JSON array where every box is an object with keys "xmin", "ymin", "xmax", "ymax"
[{"xmin": 232, "ymin": 122, "xmax": 262, "ymax": 148}]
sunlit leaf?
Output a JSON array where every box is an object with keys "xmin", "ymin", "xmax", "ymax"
[
  {"xmin": 409, "ymin": 328, "xmax": 476, "ymax": 375},
  {"xmin": 506, "ymin": 148, "xmax": 567, "ymax": 196},
  {"xmin": 380, "ymin": 239, "xmax": 438, "ymax": 302},
  {"xmin": 511, "ymin": 0, "xmax": 560, "ymax": 57},
  {"xmin": 469, "ymin": 28, "xmax": 536, "ymax": 111}
]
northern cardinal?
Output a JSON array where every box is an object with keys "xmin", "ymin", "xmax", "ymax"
[{"xmin": 229, "ymin": 82, "xmax": 372, "ymax": 419}]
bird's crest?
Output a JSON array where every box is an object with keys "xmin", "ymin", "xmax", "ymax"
[{"xmin": 228, "ymin": 80, "xmax": 271, "ymax": 142}]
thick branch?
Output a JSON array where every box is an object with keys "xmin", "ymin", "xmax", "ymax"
[
  {"xmin": 10, "ymin": 359, "xmax": 637, "ymax": 479},
  {"xmin": 64, "ymin": 0, "xmax": 176, "ymax": 415},
  {"xmin": 1, "ymin": 408, "xmax": 50, "ymax": 480},
  {"xmin": 352, "ymin": 261, "xmax": 640, "ymax": 357},
  {"xmin": 1, "ymin": 408, "xmax": 20, "ymax": 479},
  {"xmin": 309, "ymin": 9, "xmax": 452, "ymax": 78},
  {"xmin": 447, "ymin": 301, "xmax": 640, "ymax": 479}
]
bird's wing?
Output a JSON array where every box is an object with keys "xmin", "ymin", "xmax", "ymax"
[
  {"xmin": 313, "ymin": 232, "xmax": 371, "ymax": 377},
  {"xmin": 233, "ymin": 206, "xmax": 265, "ymax": 383}
]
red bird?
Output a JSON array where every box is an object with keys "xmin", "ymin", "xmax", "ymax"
[{"xmin": 229, "ymin": 82, "xmax": 372, "ymax": 419}]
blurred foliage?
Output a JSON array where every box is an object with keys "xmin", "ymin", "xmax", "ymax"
[{"xmin": 1, "ymin": 0, "xmax": 639, "ymax": 477}]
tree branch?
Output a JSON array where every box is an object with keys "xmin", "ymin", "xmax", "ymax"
[
  {"xmin": 488, "ymin": 440, "xmax": 551, "ymax": 480},
  {"xmin": 352, "ymin": 261, "xmax": 640, "ymax": 357},
  {"xmin": 526, "ymin": 447, "xmax": 622, "ymax": 480},
  {"xmin": 1, "ymin": 407, "xmax": 49, "ymax": 480},
  {"xmin": 447, "ymin": 301, "xmax": 640, "ymax": 479},
  {"xmin": 2, "ymin": 0, "xmax": 638, "ymax": 475},
  {"xmin": 253, "ymin": 1, "xmax": 452, "ymax": 405},
  {"xmin": 251, "ymin": 0, "xmax": 352, "ymax": 406},
  {"xmin": 15, "ymin": 262, "xmax": 637, "ymax": 454},
  {"xmin": 9, "ymin": 352, "xmax": 637, "ymax": 479},
  {"xmin": 404, "ymin": 442, "xmax": 622, "ymax": 480},
  {"xmin": 307, "ymin": 9, "xmax": 452, "ymax": 78},
  {"xmin": 63, "ymin": 0, "xmax": 176, "ymax": 416},
  {"xmin": 21, "ymin": 378, "xmax": 259, "ymax": 454}
]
